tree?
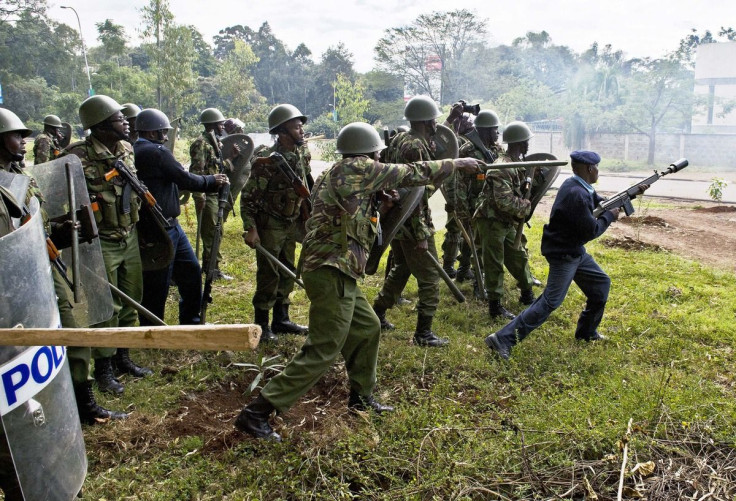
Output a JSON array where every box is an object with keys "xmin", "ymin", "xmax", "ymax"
[
  {"xmin": 96, "ymin": 19, "xmax": 128, "ymax": 62},
  {"xmin": 311, "ymin": 43, "xmax": 355, "ymax": 118},
  {"xmin": 214, "ymin": 39, "xmax": 266, "ymax": 120},
  {"xmin": 617, "ymin": 57, "xmax": 694, "ymax": 164},
  {"xmin": 334, "ymin": 73, "xmax": 369, "ymax": 126},
  {"xmin": 139, "ymin": 0, "xmax": 174, "ymax": 108},
  {"xmin": 375, "ymin": 10, "xmax": 487, "ymax": 105}
]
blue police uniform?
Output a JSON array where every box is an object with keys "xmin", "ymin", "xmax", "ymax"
[
  {"xmin": 487, "ymin": 151, "xmax": 617, "ymax": 357},
  {"xmin": 134, "ymin": 138, "xmax": 219, "ymax": 324}
]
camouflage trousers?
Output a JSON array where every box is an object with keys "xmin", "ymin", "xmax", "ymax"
[
  {"xmin": 441, "ymin": 214, "xmax": 473, "ymax": 269},
  {"xmin": 373, "ymin": 236, "xmax": 440, "ymax": 318},
  {"xmin": 252, "ymin": 214, "xmax": 298, "ymax": 311},
  {"xmin": 261, "ymin": 266, "xmax": 380, "ymax": 412},
  {"xmin": 474, "ymin": 217, "xmax": 533, "ymax": 301}
]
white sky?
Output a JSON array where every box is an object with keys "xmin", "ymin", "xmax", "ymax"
[{"xmin": 49, "ymin": 0, "xmax": 736, "ymax": 72}]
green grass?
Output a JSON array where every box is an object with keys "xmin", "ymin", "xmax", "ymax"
[{"xmin": 74, "ymin": 199, "xmax": 736, "ymax": 500}]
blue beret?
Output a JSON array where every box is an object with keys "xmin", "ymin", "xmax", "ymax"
[{"xmin": 570, "ymin": 150, "xmax": 601, "ymax": 165}]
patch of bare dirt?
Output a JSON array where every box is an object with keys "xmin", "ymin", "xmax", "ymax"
[
  {"xmin": 602, "ymin": 236, "xmax": 664, "ymax": 252},
  {"xmin": 535, "ymin": 197, "xmax": 736, "ymax": 274}
]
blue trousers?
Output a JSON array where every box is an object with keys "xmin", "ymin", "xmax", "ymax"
[
  {"xmin": 141, "ymin": 222, "xmax": 202, "ymax": 325},
  {"xmin": 496, "ymin": 252, "xmax": 611, "ymax": 347}
]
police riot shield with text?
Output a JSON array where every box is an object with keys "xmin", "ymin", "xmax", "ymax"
[
  {"xmin": 0, "ymin": 197, "xmax": 87, "ymax": 501},
  {"xmin": 26, "ymin": 156, "xmax": 114, "ymax": 326}
]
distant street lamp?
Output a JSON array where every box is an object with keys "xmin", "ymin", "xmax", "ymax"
[{"xmin": 61, "ymin": 5, "xmax": 94, "ymax": 97}]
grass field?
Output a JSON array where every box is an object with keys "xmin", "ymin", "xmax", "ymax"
[{"xmin": 65, "ymin": 195, "xmax": 736, "ymax": 501}]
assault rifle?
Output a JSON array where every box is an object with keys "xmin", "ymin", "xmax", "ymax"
[
  {"xmin": 104, "ymin": 159, "xmax": 168, "ymax": 228},
  {"xmin": 253, "ymin": 152, "xmax": 312, "ymax": 223},
  {"xmin": 464, "ymin": 128, "xmax": 496, "ymax": 163},
  {"xmin": 593, "ymin": 158, "xmax": 688, "ymax": 218},
  {"xmin": 200, "ymin": 136, "xmax": 232, "ymax": 324},
  {"xmin": 208, "ymin": 130, "xmax": 236, "ymax": 215}
]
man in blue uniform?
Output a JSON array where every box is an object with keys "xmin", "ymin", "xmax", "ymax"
[
  {"xmin": 485, "ymin": 150, "xmax": 647, "ymax": 360},
  {"xmin": 134, "ymin": 108, "xmax": 229, "ymax": 325}
]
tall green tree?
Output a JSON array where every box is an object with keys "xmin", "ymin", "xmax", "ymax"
[
  {"xmin": 214, "ymin": 39, "xmax": 266, "ymax": 120},
  {"xmin": 334, "ymin": 73, "xmax": 369, "ymax": 126},
  {"xmin": 375, "ymin": 9, "xmax": 487, "ymax": 105},
  {"xmin": 140, "ymin": 0, "xmax": 174, "ymax": 108}
]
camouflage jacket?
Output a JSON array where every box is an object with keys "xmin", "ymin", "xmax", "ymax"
[
  {"xmin": 189, "ymin": 132, "xmax": 235, "ymax": 201},
  {"xmin": 0, "ymin": 185, "xmax": 15, "ymax": 237},
  {"xmin": 33, "ymin": 132, "xmax": 61, "ymax": 164},
  {"xmin": 473, "ymin": 151, "xmax": 530, "ymax": 224},
  {"xmin": 240, "ymin": 141, "xmax": 312, "ymax": 230},
  {"xmin": 456, "ymin": 140, "xmax": 504, "ymax": 216},
  {"xmin": 385, "ymin": 130, "xmax": 435, "ymax": 242},
  {"xmin": 65, "ymin": 136, "xmax": 140, "ymax": 240},
  {"xmin": 301, "ymin": 155, "xmax": 456, "ymax": 279}
]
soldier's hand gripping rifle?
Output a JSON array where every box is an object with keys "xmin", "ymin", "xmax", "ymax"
[
  {"xmin": 104, "ymin": 159, "xmax": 168, "ymax": 228},
  {"xmin": 200, "ymin": 137, "xmax": 232, "ymax": 324},
  {"xmin": 593, "ymin": 158, "xmax": 688, "ymax": 218}
]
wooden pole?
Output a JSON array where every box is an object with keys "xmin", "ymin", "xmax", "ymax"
[{"xmin": 0, "ymin": 324, "xmax": 262, "ymax": 351}]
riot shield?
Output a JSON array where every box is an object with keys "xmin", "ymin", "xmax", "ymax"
[
  {"xmin": 59, "ymin": 122, "xmax": 73, "ymax": 149},
  {"xmin": 26, "ymin": 156, "xmax": 114, "ymax": 326},
  {"xmin": 524, "ymin": 153, "xmax": 562, "ymax": 221},
  {"xmin": 0, "ymin": 170, "xmax": 30, "ymax": 229},
  {"xmin": 0, "ymin": 197, "xmax": 87, "ymax": 501},
  {"xmin": 433, "ymin": 124, "xmax": 459, "ymax": 160},
  {"xmin": 221, "ymin": 133, "xmax": 255, "ymax": 203},
  {"xmin": 364, "ymin": 186, "xmax": 424, "ymax": 275}
]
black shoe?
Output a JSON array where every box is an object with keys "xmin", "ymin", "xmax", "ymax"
[
  {"xmin": 93, "ymin": 357, "xmax": 125, "ymax": 395},
  {"xmin": 235, "ymin": 395, "xmax": 282, "ymax": 441},
  {"xmin": 519, "ymin": 289, "xmax": 535, "ymax": 305},
  {"xmin": 112, "ymin": 348, "xmax": 153, "ymax": 378},
  {"xmin": 442, "ymin": 262, "xmax": 457, "ymax": 279},
  {"xmin": 455, "ymin": 266, "xmax": 475, "ymax": 283},
  {"xmin": 74, "ymin": 381, "xmax": 129, "ymax": 425},
  {"xmin": 484, "ymin": 333, "xmax": 511, "ymax": 360},
  {"xmin": 254, "ymin": 308, "xmax": 278, "ymax": 343},
  {"xmin": 214, "ymin": 269, "xmax": 233, "ymax": 281},
  {"xmin": 396, "ymin": 296, "xmax": 412, "ymax": 306},
  {"xmin": 374, "ymin": 307, "xmax": 395, "ymax": 331},
  {"xmin": 488, "ymin": 300, "xmax": 515, "ymax": 320},
  {"xmin": 531, "ymin": 276, "xmax": 543, "ymax": 287},
  {"xmin": 575, "ymin": 331, "xmax": 607, "ymax": 342},
  {"xmin": 348, "ymin": 391, "xmax": 394, "ymax": 414},
  {"xmin": 414, "ymin": 315, "xmax": 449, "ymax": 347},
  {"xmin": 271, "ymin": 302, "xmax": 308, "ymax": 335}
]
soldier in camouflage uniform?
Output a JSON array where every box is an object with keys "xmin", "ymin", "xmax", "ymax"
[
  {"xmin": 121, "ymin": 103, "xmax": 141, "ymax": 143},
  {"xmin": 189, "ymin": 107, "xmax": 239, "ymax": 280},
  {"xmin": 0, "ymin": 107, "xmax": 128, "ymax": 425},
  {"xmin": 66, "ymin": 95, "xmax": 153, "ymax": 395},
  {"xmin": 372, "ymin": 95, "xmax": 449, "ymax": 348},
  {"xmin": 242, "ymin": 104, "xmax": 312, "ymax": 342},
  {"xmin": 473, "ymin": 121, "xmax": 536, "ymax": 320},
  {"xmin": 235, "ymin": 122, "xmax": 481, "ymax": 441},
  {"xmin": 32, "ymin": 114, "xmax": 64, "ymax": 164}
]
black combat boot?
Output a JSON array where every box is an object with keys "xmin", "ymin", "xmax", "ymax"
[
  {"xmin": 373, "ymin": 306, "xmax": 395, "ymax": 331},
  {"xmin": 271, "ymin": 301, "xmax": 308, "ymax": 335},
  {"xmin": 112, "ymin": 348, "xmax": 153, "ymax": 378},
  {"xmin": 413, "ymin": 314, "xmax": 449, "ymax": 347},
  {"xmin": 234, "ymin": 394, "xmax": 281, "ymax": 441},
  {"xmin": 442, "ymin": 257, "xmax": 457, "ymax": 279},
  {"xmin": 519, "ymin": 289, "xmax": 535, "ymax": 305},
  {"xmin": 455, "ymin": 265, "xmax": 475, "ymax": 283},
  {"xmin": 488, "ymin": 300, "xmax": 516, "ymax": 320},
  {"xmin": 255, "ymin": 308, "xmax": 278, "ymax": 343},
  {"xmin": 348, "ymin": 390, "xmax": 394, "ymax": 414},
  {"xmin": 74, "ymin": 380, "xmax": 129, "ymax": 425},
  {"xmin": 484, "ymin": 333, "xmax": 511, "ymax": 361},
  {"xmin": 93, "ymin": 357, "xmax": 125, "ymax": 395}
]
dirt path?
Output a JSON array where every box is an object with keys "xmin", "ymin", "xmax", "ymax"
[{"xmin": 535, "ymin": 196, "xmax": 736, "ymax": 274}]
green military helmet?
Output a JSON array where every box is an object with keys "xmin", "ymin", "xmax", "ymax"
[
  {"xmin": 502, "ymin": 121, "xmax": 533, "ymax": 144},
  {"xmin": 403, "ymin": 95, "xmax": 441, "ymax": 121},
  {"xmin": 43, "ymin": 114, "xmax": 63, "ymax": 128},
  {"xmin": 474, "ymin": 110, "xmax": 500, "ymax": 129},
  {"xmin": 121, "ymin": 103, "xmax": 142, "ymax": 119},
  {"xmin": 0, "ymin": 108, "xmax": 32, "ymax": 137},
  {"xmin": 199, "ymin": 107, "xmax": 226, "ymax": 124},
  {"xmin": 335, "ymin": 122, "xmax": 385, "ymax": 154},
  {"xmin": 267, "ymin": 104, "xmax": 307, "ymax": 134},
  {"xmin": 79, "ymin": 94, "xmax": 124, "ymax": 129},
  {"xmin": 136, "ymin": 108, "xmax": 172, "ymax": 132}
]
